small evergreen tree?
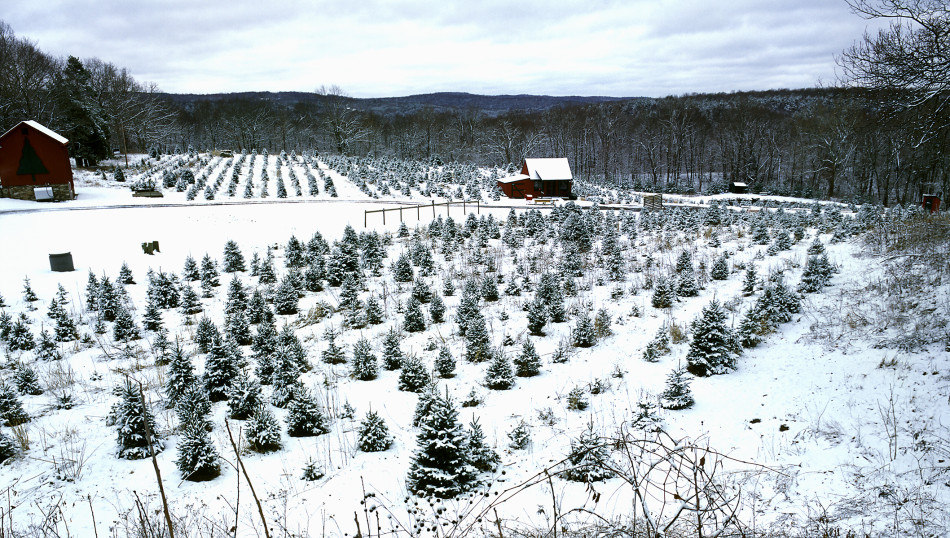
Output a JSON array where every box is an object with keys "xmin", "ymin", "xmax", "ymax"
[
  {"xmin": 35, "ymin": 329, "xmax": 62, "ymax": 361},
  {"xmin": 22, "ymin": 277, "xmax": 39, "ymax": 304},
  {"xmin": 245, "ymin": 405, "xmax": 282, "ymax": 453},
  {"xmin": 710, "ymin": 256, "xmax": 729, "ymax": 280},
  {"xmin": 406, "ymin": 389, "xmax": 477, "ymax": 499},
  {"xmin": 175, "ymin": 383, "xmax": 213, "ymax": 433},
  {"xmin": 222, "ymin": 240, "xmax": 247, "ymax": 272},
  {"xmin": 350, "ymin": 337, "xmax": 378, "ymax": 380},
  {"xmin": 180, "ymin": 285, "xmax": 202, "ymax": 316},
  {"xmin": 358, "ymin": 409, "xmax": 393, "ymax": 452},
  {"xmin": 118, "ymin": 262, "xmax": 135, "ymax": 285},
  {"xmin": 429, "ymin": 293, "xmax": 446, "ymax": 323},
  {"xmin": 112, "ymin": 305, "xmax": 140, "ymax": 342},
  {"xmin": 200, "ymin": 254, "xmax": 220, "ymax": 288},
  {"xmin": 686, "ymin": 299, "xmax": 741, "ymax": 377},
  {"xmin": 660, "ymin": 365, "xmax": 695, "ymax": 410},
  {"xmin": 321, "ymin": 328, "xmax": 346, "ymax": 365},
  {"xmin": 572, "ymin": 312, "xmax": 596, "ymax": 348},
  {"xmin": 365, "ymin": 296, "xmax": 384, "ymax": 324},
  {"xmin": 464, "ymin": 313, "xmax": 492, "ymax": 363},
  {"xmin": 203, "ymin": 335, "xmax": 239, "ymax": 401},
  {"xmin": 273, "ymin": 276, "xmax": 299, "ymax": 315},
  {"xmin": 398, "ymin": 354, "xmax": 430, "ymax": 392},
  {"xmin": 526, "ymin": 296, "xmax": 547, "ymax": 336},
  {"xmin": 165, "ymin": 343, "xmax": 197, "ymax": 409},
  {"xmin": 651, "ymin": 277, "xmax": 676, "ymax": 308},
  {"xmin": 143, "ymin": 297, "xmax": 164, "ymax": 332},
  {"xmin": 194, "ymin": 317, "xmax": 219, "ymax": 353},
  {"xmin": 484, "ymin": 351, "xmax": 515, "ymax": 390},
  {"xmin": 742, "ymin": 265, "xmax": 758, "ymax": 295},
  {"xmin": 676, "ymin": 273, "xmax": 699, "ymax": 297},
  {"xmin": 227, "ymin": 372, "xmax": 263, "ymax": 419},
  {"xmin": 467, "ymin": 417, "xmax": 500, "ymax": 472},
  {"xmin": 286, "ymin": 388, "xmax": 329, "ymax": 437},
  {"xmin": 514, "ymin": 339, "xmax": 541, "ymax": 377},
  {"xmin": 0, "ymin": 383, "xmax": 29, "ymax": 427},
  {"xmin": 507, "ymin": 420, "xmax": 531, "ymax": 450},
  {"xmin": 0, "ymin": 432, "xmax": 18, "ymax": 463},
  {"xmin": 14, "ymin": 363, "xmax": 42, "ymax": 395},
  {"xmin": 393, "ymin": 252, "xmax": 414, "ymax": 283},
  {"xmin": 114, "ymin": 381, "xmax": 163, "ymax": 459},
  {"xmin": 381, "ymin": 328, "xmax": 404, "ymax": 370},
  {"xmin": 563, "ymin": 422, "xmax": 612, "ymax": 482},
  {"xmin": 175, "ymin": 422, "xmax": 220, "ymax": 481},
  {"xmin": 403, "ymin": 297, "xmax": 426, "ymax": 333},
  {"xmin": 182, "ymin": 256, "xmax": 200, "ymax": 281},
  {"xmin": 434, "ymin": 346, "xmax": 456, "ymax": 378}
]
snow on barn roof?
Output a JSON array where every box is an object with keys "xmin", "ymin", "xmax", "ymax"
[
  {"xmin": 524, "ymin": 158, "xmax": 572, "ymax": 181},
  {"xmin": 498, "ymin": 173, "xmax": 530, "ymax": 184},
  {"xmin": 0, "ymin": 120, "xmax": 69, "ymax": 145}
]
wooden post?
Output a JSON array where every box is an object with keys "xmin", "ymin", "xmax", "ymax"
[
  {"xmin": 364, "ymin": 210, "xmax": 367, "ymax": 227},
  {"xmin": 399, "ymin": 207, "xmax": 403, "ymax": 222},
  {"xmin": 383, "ymin": 209, "xmax": 386, "ymax": 225},
  {"xmin": 477, "ymin": 200, "xmax": 480, "ymax": 214},
  {"xmin": 432, "ymin": 200, "xmax": 435, "ymax": 217},
  {"xmin": 417, "ymin": 204, "xmax": 420, "ymax": 220}
]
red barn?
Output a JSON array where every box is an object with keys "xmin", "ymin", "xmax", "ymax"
[
  {"xmin": 497, "ymin": 158, "xmax": 574, "ymax": 199},
  {"xmin": 0, "ymin": 120, "xmax": 75, "ymax": 201}
]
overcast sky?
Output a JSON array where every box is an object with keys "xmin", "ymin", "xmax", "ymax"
[{"xmin": 2, "ymin": 0, "xmax": 885, "ymax": 98}]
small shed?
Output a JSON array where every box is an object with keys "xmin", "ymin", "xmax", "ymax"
[
  {"xmin": 643, "ymin": 193, "xmax": 663, "ymax": 212},
  {"xmin": 0, "ymin": 120, "xmax": 75, "ymax": 201},
  {"xmin": 729, "ymin": 181, "xmax": 748, "ymax": 194},
  {"xmin": 497, "ymin": 173, "xmax": 540, "ymax": 199},
  {"xmin": 522, "ymin": 158, "xmax": 573, "ymax": 198},
  {"xmin": 922, "ymin": 193, "xmax": 941, "ymax": 213}
]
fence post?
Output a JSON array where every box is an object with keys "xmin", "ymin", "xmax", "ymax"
[
  {"xmin": 399, "ymin": 207, "xmax": 403, "ymax": 222},
  {"xmin": 417, "ymin": 204, "xmax": 420, "ymax": 220},
  {"xmin": 383, "ymin": 209, "xmax": 386, "ymax": 226},
  {"xmin": 463, "ymin": 200, "xmax": 466, "ymax": 215},
  {"xmin": 477, "ymin": 200, "xmax": 480, "ymax": 214},
  {"xmin": 432, "ymin": 200, "xmax": 435, "ymax": 218},
  {"xmin": 364, "ymin": 210, "xmax": 367, "ymax": 228}
]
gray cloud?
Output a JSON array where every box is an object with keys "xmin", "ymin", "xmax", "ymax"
[{"xmin": 1, "ymin": 0, "xmax": 887, "ymax": 97}]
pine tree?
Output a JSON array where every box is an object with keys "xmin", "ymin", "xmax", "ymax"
[
  {"xmin": 563, "ymin": 422, "xmax": 612, "ymax": 482},
  {"xmin": 200, "ymin": 255, "xmax": 220, "ymax": 290},
  {"xmin": 572, "ymin": 312, "xmax": 596, "ymax": 348},
  {"xmin": 403, "ymin": 297, "xmax": 426, "ymax": 333},
  {"xmin": 406, "ymin": 389, "xmax": 477, "ymax": 499},
  {"xmin": 97, "ymin": 276, "xmax": 119, "ymax": 321},
  {"xmin": 35, "ymin": 329, "xmax": 62, "ymax": 360},
  {"xmin": 350, "ymin": 337, "xmax": 378, "ymax": 380},
  {"xmin": 321, "ymin": 328, "xmax": 346, "ymax": 365},
  {"xmin": 456, "ymin": 280, "xmax": 481, "ymax": 336},
  {"xmin": 484, "ymin": 351, "xmax": 515, "ymax": 390},
  {"xmin": 464, "ymin": 313, "xmax": 492, "ymax": 363},
  {"xmin": 180, "ymin": 285, "xmax": 202, "ymax": 316},
  {"xmin": 114, "ymin": 381, "xmax": 163, "ymax": 459},
  {"xmin": 358, "ymin": 409, "xmax": 393, "ymax": 452},
  {"xmin": 365, "ymin": 296, "xmax": 384, "ymax": 324},
  {"xmin": 651, "ymin": 277, "xmax": 676, "ymax": 308},
  {"xmin": 467, "ymin": 417, "xmax": 500, "ymax": 472},
  {"xmin": 118, "ymin": 262, "xmax": 135, "ymax": 285},
  {"xmin": 594, "ymin": 308, "xmax": 612, "ymax": 340},
  {"xmin": 434, "ymin": 346, "xmax": 456, "ymax": 378},
  {"xmin": 742, "ymin": 265, "xmax": 758, "ymax": 295},
  {"xmin": 514, "ymin": 339, "xmax": 542, "ymax": 377},
  {"xmin": 175, "ymin": 383, "xmax": 213, "ymax": 433},
  {"xmin": 676, "ymin": 272, "xmax": 699, "ymax": 297},
  {"xmin": 710, "ymin": 256, "xmax": 729, "ymax": 280},
  {"xmin": 203, "ymin": 335, "xmax": 239, "ymax": 401},
  {"xmin": 165, "ymin": 343, "xmax": 197, "ymax": 409},
  {"xmin": 286, "ymin": 388, "xmax": 329, "ymax": 437},
  {"xmin": 0, "ymin": 382, "xmax": 29, "ymax": 426},
  {"xmin": 526, "ymin": 296, "xmax": 548, "ymax": 336},
  {"xmin": 113, "ymin": 305, "xmax": 140, "ymax": 342},
  {"xmin": 247, "ymin": 289, "xmax": 269, "ymax": 324},
  {"xmin": 393, "ymin": 252, "xmax": 414, "ymax": 283},
  {"xmin": 481, "ymin": 275, "xmax": 499, "ymax": 302},
  {"xmin": 14, "ymin": 363, "xmax": 42, "ymax": 395},
  {"xmin": 675, "ymin": 250, "xmax": 693, "ymax": 273},
  {"xmin": 0, "ymin": 432, "xmax": 18, "ymax": 463},
  {"xmin": 226, "ymin": 309, "xmax": 253, "ymax": 346},
  {"xmin": 798, "ymin": 254, "xmax": 834, "ymax": 293},
  {"xmin": 273, "ymin": 276, "xmax": 299, "ymax": 315},
  {"xmin": 8, "ymin": 315, "xmax": 35, "ymax": 351},
  {"xmin": 381, "ymin": 328, "xmax": 404, "ymax": 370},
  {"xmin": 412, "ymin": 383, "xmax": 439, "ymax": 427},
  {"xmin": 182, "ymin": 256, "xmax": 200, "ymax": 282},
  {"xmin": 660, "ymin": 365, "xmax": 695, "ymax": 410},
  {"xmin": 222, "ymin": 240, "xmax": 247, "ymax": 272},
  {"xmin": 175, "ymin": 422, "xmax": 220, "ymax": 481},
  {"xmin": 428, "ymin": 293, "xmax": 446, "ymax": 323},
  {"xmin": 143, "ymin": 297, "xmax": 164, "ymax": 332},
  {"xmin": 507, "ymin": 420, "xmax": 531, "ymax": 450},
  {"xmin": 227, "ymin": 372, "xmax": 263, "ymax": 419},
  {"xmin": 642, "ymin": 327, "xmax": 671, "ymax": 363},
  {"xmin": 686, "ymin": 299, "xmax": 741, "ymax": 377},
  {"xmin": 22, "ymin": 277, "xmax": 39, "ymax": 304},
  {"xmin": 194, "ymin": 317, "xmax": 219, "ymax": 354},
  {"xmin": 398, "ymin": 354, "xmax": 431, "ymax": 392},
  {"xmin": 285, "ymin": 235, "xmax": 307, "ymax": 268},
  {"xmin": 85, "ymin": 271, "xmax": 100, "ymax": 311},
  {"xmin": 245, "ymin": 405, "xmax": 282, "ymax": 453}
]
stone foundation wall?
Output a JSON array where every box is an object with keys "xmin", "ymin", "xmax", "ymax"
[{"xmin": 1, "ymin": 184, "xmax": 75, "ymax": 201}]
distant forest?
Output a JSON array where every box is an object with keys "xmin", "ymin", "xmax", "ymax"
[{"xmin": 1, "ymin": 19, "xmax": 947, "ymax": 205}]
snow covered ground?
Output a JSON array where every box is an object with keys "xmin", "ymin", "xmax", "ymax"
[{"xmin": 0, "ymin": 156, "xmax": 947, "ymax": 537}]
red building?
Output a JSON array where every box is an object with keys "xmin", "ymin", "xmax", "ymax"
[
  {"xmin": 0, "ymin": 120, "xmax": 75, "ymax": 201},
  {"xmin": 497, "ymin": 158, "xmax": 573, "ymax": 199}
]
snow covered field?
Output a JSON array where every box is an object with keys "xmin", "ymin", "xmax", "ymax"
[{"xmin": 0, "ymin": 155, "xmax": 947, "ymax": 537}]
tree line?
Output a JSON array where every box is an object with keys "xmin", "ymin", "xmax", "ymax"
[{"xmin": 2, "ymin": 0, "xmax": 947, "ymax": 206}]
